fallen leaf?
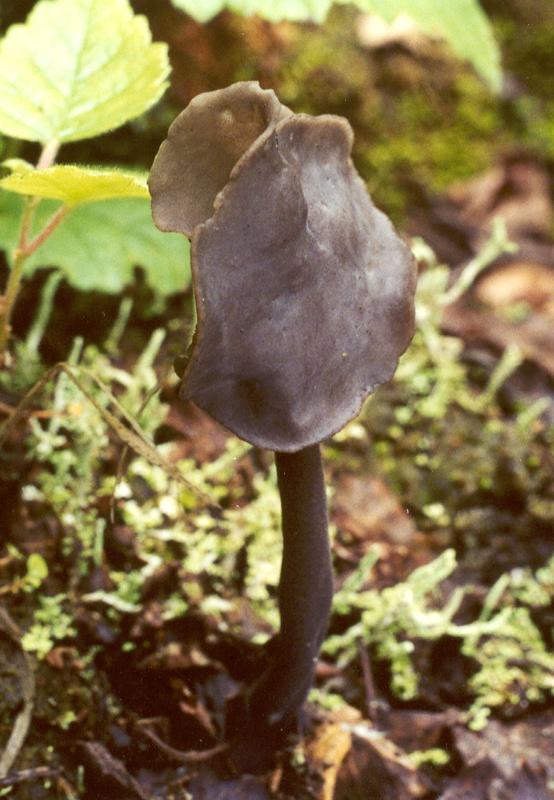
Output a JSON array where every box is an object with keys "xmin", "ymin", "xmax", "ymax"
[
  {"xmin": 453, "ymin": 712, "xmax": 554, "ymax": 783},
  {"xmin": 475, "ymin": 261, "xmax": 554, "ymax": 318},
  {"xmin": 333, "ymin": 474, "xmax": 416, "ymax": 545},
  {"xmin": 308, "ymin": 720, "xmax": 352, "ymax": 800},
  {"xmin": 495, "ymin": 763, "xmax": 554, "ymax": 800},
  {"xmin": 187, "ymin": 769, "xmax": 270, "ymax": 799},
  {"xmin": 385, "ymin": 709, "xmax": 461, "ymax": 754},
  {"xmin": 443, "ymin": 300, "xmax": 554, "ymax": 377},
  {"xmin": 335, "ymin": 721, "xmax": 429, "ymax": 800},
  {"xmin": 437, "ymin": 759, "xmax": 497, "ymax": 800},
  {"xmin": 448, "ymin": 153, "xmax": 552, "ymax": 241},
  {"xmin": 81, "ymin": 741, "xmax": 147, "ymax": 800}
]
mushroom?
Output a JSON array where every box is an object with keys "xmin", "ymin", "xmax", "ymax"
[{"xmin": 148, "ymin": 82, "xmax": 416, "ymax": 769}]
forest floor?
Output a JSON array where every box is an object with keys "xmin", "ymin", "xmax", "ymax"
[{"xmin": 1, "ymin": 2, "xmax": 553, "ymax": 799}]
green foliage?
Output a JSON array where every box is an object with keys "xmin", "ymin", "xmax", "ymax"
[
  {"xmin": 22, "ymin": 332, "xmax": 170, "ymax": 581},
  {"xmin": 273, "ymin": 18, "xmax": 505, "ymax": 222},
  {"xmin": 395, "ymin": 223, "xmax": 518, "ymax": 420},
  {"xmin": 23, "ymin": 553, "xmax": 49, "ymax": 592},
  {"xmin": 0, "ymin": 0, "xmax": 176, "ymax": 348},
  {"xmin": 0, "ymin": 191, "xmax": 190, "ymax": 294},
  {"xmin": 348, "ymin": 0, "xmax": 501, "ymax": 91},
  {"xmin": 0, "ymin": 163, "xmax": 150, "ymax": 206},
  {"xmin": 10, "ymin": 223, "xmax": 551, "ymax": 726},
  {"xmin": 324, "ymin": 549, "xmax": 554, "ymax": 727},
  {"xmin": 409, "ymin": 748, "xmax": 450, "ymax": 767},
  {"xmin": 461, "ymin": 558, "xmax": 554, "ymax": 728},
  {"xmin": 22, "ymin": 594, "xmax": 76, "ymax": 659},
  {"xmin": 325, "ymin": 549, "xmax": 463, "ymax": 698},
  {"xmin": 172, "ymin": 0, "xmax": 500, "ymax": 89},
  {"xmin": 359, "ymin": 232, "xmax": 553, "ymax": 549},
  {"xmin": 0, "ymin": 0, "xmax": 169, "ymax": 143},
  {"xmin": 115, "ymin": 440, "xmax": 283, "ymax": 631}
]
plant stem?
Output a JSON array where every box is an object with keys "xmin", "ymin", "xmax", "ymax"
[
  {"xmin": 231, "ymin": 444, "xmax": 333, "ymax": 770},
  {"xmin": 0, "ymin": 139, "xmax": 62, "ymax": 361},
  {"xmin": 36, "ymin": 139, "xmax": 60, "ymax": 170},
  {"xmin": 0, "ymin": 206, "xmax": 68, "ymax": 358},
  {"xmin": 24, "ymin": 205, "xmax": 69, "ymax": 257}
]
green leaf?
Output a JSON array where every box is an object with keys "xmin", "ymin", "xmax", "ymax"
[
  {"xmin": 0, "ymin": 165, "xmax": 149, "ymax": 206},
  {"xmin": 172, "ymin": 0, "xmax": 333, "ymax": 23},
  {"xmin": 0, "ymin": 0, "xmax": 170, "ymax": 144},
  {"xmin": 345, "ymin": 0, "xmax": 501, "ymax": 91},
  {"xmin": 171, "ymin": 0, "xmax": 226, "ymax": 23},
  {"xmin": 171, "ymin": 0, "xmax": 500, "ymax": 89},
  {"xmin": 238, "ymin": 0, "xmax": 334, "ymax": 23},
  {"xmin": 24, "ymin": 553, "xmax": 49, "ymax": 590},
  {"xmin": 0, "ymin": 192, "xmax": 190, "ymax": 296}
]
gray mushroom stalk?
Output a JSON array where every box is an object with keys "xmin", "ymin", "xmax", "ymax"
[{"xmin": 148, "ymin": 81, "xmax": 416, "ymax": 770}]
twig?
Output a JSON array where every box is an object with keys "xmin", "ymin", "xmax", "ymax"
[
  {"xmin": 0, "ymin": 766, "xmax": 60, "ymax": 788},
  {"xmin": 135, "ymin": 724, "xmax": 228, "ymax": 764},
  {"xmin": 0, "ymin": 400, "xmax": 65, "ymax": 419},
  {"xmin": 23, "ymin": 206, "xmax": 69, "ymax": 258},
  {"xmin": 0, "ymin": 362, "xmax": 220, "ymax": 509},
  {"xmin": 358, "ymin": 642, "xmax": 383, "ymax": 728},
  {"xmin": 0, "ymin": 609, "xmax": 35, "ymax": 778},
  {"xmin": 0, "ymin": 137, "xmax": 63, "ymax": 358}
]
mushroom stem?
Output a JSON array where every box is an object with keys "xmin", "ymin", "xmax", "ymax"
[{"xmin": 249, "ymin": 444, "xmax": 333, "ymax": 729}]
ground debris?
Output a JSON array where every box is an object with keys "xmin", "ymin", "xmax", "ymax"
[
  {"xmin": 80, "ymin": 740, "xmax": 149, "ymax": 799},
  {"xmin": 334, "ymin": 719, "xmax": 429, "ymax": 800},
  {"xmin": 187, "ymin": 769, "xmax": 271, "ymax": 799},
  {"xmin": 447, "ymin": 153, "xmax": 553, "ymax": 244},
  {"xmin": 453, "ymin": 712, "xmax": 554, "ymax": 784},
  {"xmin": 332, "ymin": 474, "xmax": 417, "ymax": 546},
  {"xmin": 437, "ymin": 760, "xmax": 554, "ymax": 800},
  {"xmin": 307, "ymin": 718, "xmax": 353, "ymax": 800}
]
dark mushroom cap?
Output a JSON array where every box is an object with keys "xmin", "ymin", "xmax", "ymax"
[{"xmin": 149, "ymin": 82, "xmax": 416, "ymax": 452}]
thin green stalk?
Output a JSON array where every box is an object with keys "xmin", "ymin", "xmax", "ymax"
[
  {"xmin": 0, "ymin": 205, "xmax": 69, "ymax": 357},
  {"xmin": 25, "ymin": 271, "xmax": 63, "ymax": 356},
  {"xmin": 0, "ymin": 139, "xmax": 63, "ymax": 361}
]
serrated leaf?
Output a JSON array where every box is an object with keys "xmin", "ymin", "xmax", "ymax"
[
  {"xmin": 0, "ymin": 165, "xmax": 149, "ymax": 206},
  {"xmin": 171, "ymin": 0, "xmax": 500, "ymax": 89},
  {"xmin": 0, "ymin": 192, "xmax": 190, "ymax": 296},
  {"xmin": 0, "ymin": 0, "xmax": 170, "ymax": 144}
]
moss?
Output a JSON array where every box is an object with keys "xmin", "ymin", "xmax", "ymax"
[{"xmin": 274, "ymin": 16, "xmax": 497, "ymax": 218}]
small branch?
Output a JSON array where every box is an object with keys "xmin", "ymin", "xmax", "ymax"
[
  {"xmin": 135, "ymin": 725, "xmax": 228, "ymax": 764},
  {"xmin": 0, "ymin": 767, "xmax": 60, "ymax": 789},
  {"xmin": 0, "ymin": 206, "xmax": 69, "ymax": 358},
  {"xmin": 17, "ymin": 198, "xmax": 37, "ymax": 250},
  {"xmin": 0, "ymin": 138, "xmax": 61, "ymax": 359},
  {"xmin": 23, "ymin": 205, "xmax": 69, "ymax": 257},
  {"xmin": 358, "ymin": 642, "xmax": 384, "ymax": 727},
  {"xmin": 0, "ymin": 609, "xmax": 35, "ymax": 779}
]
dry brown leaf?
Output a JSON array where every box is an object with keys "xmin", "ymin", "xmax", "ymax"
[
  {"xmin": 475, "ymin": 261, "xmax": 554, "ymax": 317},
  {"xmin": 448, "ymin": 154, "xmax": 552, "ymax": 241},
  {"xmin": 443, "ymin": 300, "xmax": 554, "ymax": 376},
  {"xmin": 308, "ymin": 720, "xmax": 352, "ymax": 800},
  {"xmin": 453, "ymin": 713, "xmax": 554, "ymax": 784},
  {"xmin": 333, "ymin": 474, "xmax": 416, "ymax": 545},
  {"xmin": 335, "ymin": 721, "xmax": 429, "ymax": 800}
]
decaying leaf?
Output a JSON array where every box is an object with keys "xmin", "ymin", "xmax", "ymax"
[{"xmin": 334, "ymin": 720, "xmax": 429, "ymax": 800}]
